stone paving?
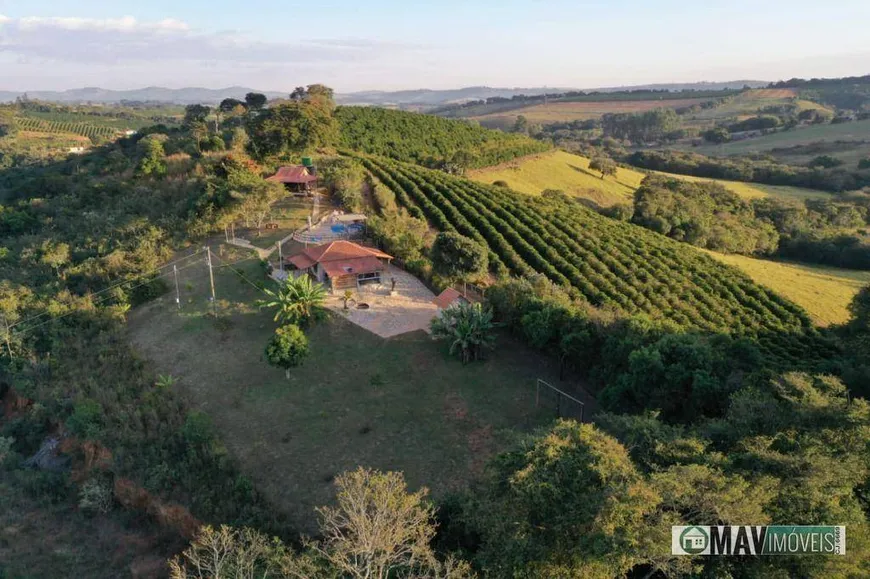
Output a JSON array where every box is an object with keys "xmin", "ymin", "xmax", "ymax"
[{"xmin": 324, "ymin": 265, "xmax": 439, "ymax": 338}]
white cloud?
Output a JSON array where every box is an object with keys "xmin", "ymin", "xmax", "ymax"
[{"xmin": 0, "ymin": 15, "xmax": 411, "ymax": 67}]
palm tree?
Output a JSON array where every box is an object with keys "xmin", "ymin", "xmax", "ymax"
[
  {"xmin": 430, "ymin": 302, "xmax": 496, "ymax": 364},
  {"xmin": 258, "ymin": 274, "xmax": 327, "ymax": 326}
]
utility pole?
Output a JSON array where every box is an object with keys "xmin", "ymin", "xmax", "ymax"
[
  {"xmin": 277, "ymin": 242, "xmax": 283, "ymax": 273},
  {"xmin": 206, "ymin": 246, "xmax": 217, "ymax": 317},
  {"xmin": 173, "ymin": 264, "xmax": 181, "ymax": 310}
]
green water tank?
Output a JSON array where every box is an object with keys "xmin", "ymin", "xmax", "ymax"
[{"xmin": 301, "ymin": 157, "xmax": 313, "ymax": 167}]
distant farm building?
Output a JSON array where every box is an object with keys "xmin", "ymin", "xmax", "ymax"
[
  {"xmin": 266, "ymin": 164, "xmax": 318, "ymax": 194},
  {"xmin": 288, "ymin": 240, "xmax": 392, "ymax": 292}
]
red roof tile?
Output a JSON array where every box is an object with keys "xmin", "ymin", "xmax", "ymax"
[
  {"xmin": 290, "ymin": 241, "xmax": 391, "ymax": 265},
  {"xmin": 266, "ymin": 166, "xmax": 318, "ymax": 184},
  {"xmin": 432, "ymin": 288, "xmax": 466, "ymax": 309},
  {"xmin": 287, "ymin": 241, "xmax": 392, "ymax": 272},
  {"xmin": 321, "ymin": 256, "xmax": 386, "ymax": 278}
]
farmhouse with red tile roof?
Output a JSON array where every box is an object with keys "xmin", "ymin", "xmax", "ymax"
[{"xmin": 287, "ymin": 241, "xmax": 392, "ymax": 292}]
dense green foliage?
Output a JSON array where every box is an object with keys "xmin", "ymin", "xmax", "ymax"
[
  {"xmin": 336, "ymin": 106, "xmax": 549, "ymax": 169},
  {"xmin": 453, "ymin": 369, "xmax": 870, "ymax": 577},
  {"xmin": 246, "ymin": 85, "xmax": 338, "ymax": 158},
  {"xmin": 430, "ymin": 231, "xmax": 489, "ymax": 282},
  {"xmin": 0, "ymin": 131, "xmax": 295, "ymax": 542},
  {"xmin": 357, "ymin": 155, "xmax": 831, "ymax": 364},
  {"xmin": 629, "ymin": 174, "xmax": 870, "ymax": 269},
  {"xmin": 600, "ymin": 108, "xmax": 681, "ymax": 143},
  {"xmin": 318, "ymin": 156, "xmax": 366, "ymax": 212},
  {"xmin": 632, "ymin": 176, "xmax": 780, "ymax": 254}
]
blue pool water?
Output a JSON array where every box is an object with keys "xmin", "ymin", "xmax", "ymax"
[{"xmin": 330, "ymin": 223, "xmax": 365, "ymax": 234}]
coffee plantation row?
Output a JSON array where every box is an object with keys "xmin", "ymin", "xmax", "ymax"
[
  {"xmin": 359, "ymin": 155, "xmax": 838, "ymax": 365},
  {"xmin": 14, "ymin": 116, "xmax": 118, "ymax": 141}
]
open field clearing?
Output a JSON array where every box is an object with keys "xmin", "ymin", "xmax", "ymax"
[
  {"xmin": 128, "ymin": 245, "xmax": 562, "ymax": 532},
  {"xmin": 704, "ymin": 250, "xmax": 870, "ymax": 326},
  {"xmin": 469, "ymin": 150, "xmax": 828, "ymax": 205},
  {"xmin": 473, "ymin": 98, "xmax": 711, "ymax": 129},
  {"xmin": 657, "ymin": 171, "xmax": 830, "ymax": 200},
  {"xmin": 468, "ymin": 150, "xmax": 640, "ymax": 206},
  {"xmin": 684, "ymin": 119, "xmax": 870, "ymax": 164}
]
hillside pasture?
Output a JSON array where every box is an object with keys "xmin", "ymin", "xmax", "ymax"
[
  {"xmin": 469, "ymin": 150, "xmax": 828, "ymax": 206},
  {"xmin": 704, "ymin": 250, "xmax": 870, "ymax": 326},
  {"xmin": 685, "ymin": 119, "xmax": 870, "ymax": 166},
  {"xmin": 468, "ymin": 150, "xmax": 641, "ymax": 206},
  {"xmin": 473, "ymin": 98, "xmax": 712, "ymax": 129},
  {"xmin": 681, "ymin": 88, "xmax": 829, "ymax": 125},
  {"xmin": 128, "ymin": 245, "xmax": 561, "ymax": 532}
]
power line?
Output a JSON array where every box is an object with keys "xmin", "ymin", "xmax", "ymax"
[
  {"xmin": 8, "ymin": 248, "xmax": 205, "ymax": 331},
  {"xmin": 209, "ymin": 252, "xmax": 270, "ymax": 295},
  {"xmin": 12, "ymin": 259, "xmax": 205, "ymax": 338}
]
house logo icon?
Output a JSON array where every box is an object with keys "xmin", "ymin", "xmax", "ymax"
[{"xmin": 679, "ymin": 526, "xmax": 709, "ymax": 555}]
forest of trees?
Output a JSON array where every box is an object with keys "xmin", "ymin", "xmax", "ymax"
[{"xmin": 623, "ymin": 175, "xmax": 870, "ymax": 268}]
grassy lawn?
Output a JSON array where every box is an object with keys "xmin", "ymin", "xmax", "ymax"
[
  {"xmin": 127, "ymin": 245, "xmax": 564, "ymax": 532},
  {"xmin": 655, "ymin": 172, "xmax": 829, "ymax": 201},
  {"xmin": 703, "ymin": 250, "xmax": 870, "ymax": 326},
  {"xmin": 470, "ymin": 150, "xmax": 829, "ymax": 207}
]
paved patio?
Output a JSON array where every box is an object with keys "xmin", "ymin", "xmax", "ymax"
[{"xmin": 325, "ymin": 265, "xmax": 439, "ymax": 338}]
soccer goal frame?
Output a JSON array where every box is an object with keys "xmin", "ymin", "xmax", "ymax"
[{"xmin": 536, "ymin": 379, "xmax": 585, "ymax": 422}]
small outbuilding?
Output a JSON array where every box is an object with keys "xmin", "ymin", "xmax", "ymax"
[
  {"xmin": 432, "ymin": 287, "xmax": 468, "ymax": 311},
  {"xmin": 287, "ymin": 240, "xmax": 393, "ymax": 292},
  {"xmin": 266, "ymin": 165, "xmax": 318, "ymax": 194}
]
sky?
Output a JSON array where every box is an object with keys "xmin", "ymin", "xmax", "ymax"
[{"xmin": 0, "ymin": 0, "xmax": 868, "ymax": 93}]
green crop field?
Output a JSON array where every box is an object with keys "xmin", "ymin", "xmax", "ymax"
[
  {"xmin": 683, "ymin": 119, "xmax": 870, "ymax": 166},
  {"xmin": 14, "ymin": 116, "xmax": 118, "ymax": 141},
  {"xmin": 360, "ymin": 154, "xmax": 837, "ymax": 365},
  {"xmin": 468, "ymin": 150, "xmax": 828, "ymax": 205},
  {"xmin": 703, "ymin": 250, "xmax": 870, "ymax": 327}
]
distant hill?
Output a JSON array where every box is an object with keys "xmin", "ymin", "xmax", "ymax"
[
  {"xmin": 0, "ymin": 81, "xmax": 769, "ymax": 106},
  {"xmin": 0, "ymin": 86, "xmax": 287, "ymax": 105}
]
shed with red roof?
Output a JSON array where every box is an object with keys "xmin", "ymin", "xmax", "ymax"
[{"xmin": 266, "ymin": 165, "xmax": 318, "ymax": 193}]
